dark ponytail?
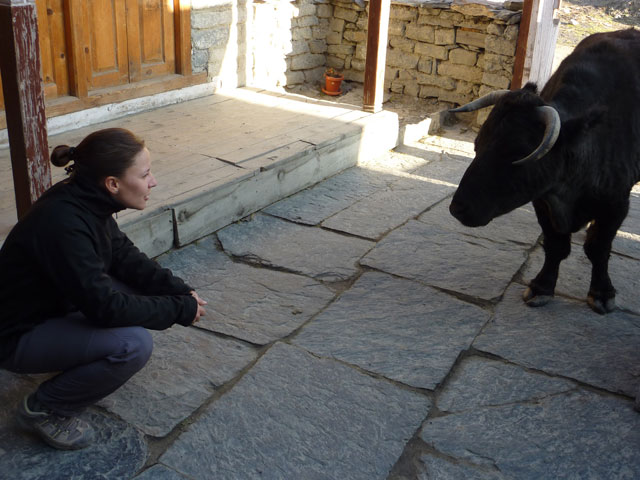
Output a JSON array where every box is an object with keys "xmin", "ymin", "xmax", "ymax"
[{"xmin": 51, "ymin": 128, "xmax": 145, "ymax": 183}]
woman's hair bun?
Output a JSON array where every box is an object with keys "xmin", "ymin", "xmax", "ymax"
[{"xmin": 50, "ymin": 145, "xmax": 74, "ymax": 167}]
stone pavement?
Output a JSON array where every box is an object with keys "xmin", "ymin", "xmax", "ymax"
[{"xmin": 1, "ymin": 139, "xmax": 640, "ymax": 479}]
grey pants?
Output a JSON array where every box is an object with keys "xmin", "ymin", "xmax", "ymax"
[{"xmin": 1, "ymin": 283, "xmax": 153, "ymax": 417}]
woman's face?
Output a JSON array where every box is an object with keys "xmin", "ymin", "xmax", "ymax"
[{"xmin": 111, "ymin": 148, "xmax": 157, "ymax": 210}]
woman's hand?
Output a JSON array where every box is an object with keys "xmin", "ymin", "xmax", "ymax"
[{"xmin": 190, "ymin": 290, "xmax": 207, "ymax": 323}]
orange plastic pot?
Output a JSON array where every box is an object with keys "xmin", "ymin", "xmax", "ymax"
[{"xmin": 322, "ymin": 73, "xmax": 344, "ymax": 96}]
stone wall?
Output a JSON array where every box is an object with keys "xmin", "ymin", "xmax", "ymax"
[
  {"xmin": 191, "ymin": 0, "xmax": 332, "ymax": 90},
  {"xmin": 191, "ymin": 0, "xmax": 249, "ymax": 89},
  {"xmin": 190, "ymin": 0, "xmax": 522, "ymax": 120},
  {"xmin": 327, "ymin": 0, "xmax": 522, "ymax": 120}
]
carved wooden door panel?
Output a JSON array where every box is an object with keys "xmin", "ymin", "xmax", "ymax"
[
  {"xmin": 125, "ymin": 0, "xmax": 176, "ymax": 83},
  {"xmin": 80, "ymin": 0, "xmax": 130, "ymax": 90},
  {"xmin": 35, "ymin": 0, "xmax": 70, "ymax": 99}
]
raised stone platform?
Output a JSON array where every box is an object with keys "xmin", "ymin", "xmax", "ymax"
[{"xmin": 0, "ymin": 87, "xmax": 399, "ymax": 255}]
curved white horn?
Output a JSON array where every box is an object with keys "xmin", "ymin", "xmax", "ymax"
[
  {"xmin": 449, "ymin": 90, "xmax": 510, "ymax": 113},
  {"xmin": 513, "ymin": 105, "xmax": 561, "ymax": 166}
]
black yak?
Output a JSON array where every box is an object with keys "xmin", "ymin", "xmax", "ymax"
[{"xmin": 449, "ymin": 29, "xmax": 640, "ymax": 314}]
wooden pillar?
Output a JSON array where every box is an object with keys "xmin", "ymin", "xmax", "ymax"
[
  {"xmin": 0, "ymin": 0, "xmax": 51, "ymax": 219},
  {"xmin": 512, "ymin": 0, "xmax": 534, "ymax": 89},
  {"xmin": 363, "ymin": 0, "xmax": 390, "ymax": 113}
]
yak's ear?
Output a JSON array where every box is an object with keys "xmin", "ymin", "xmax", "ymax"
[
  {"xmin": 523, "ymin": 82, "xmax": 538, "ymax": 93},
  {"xmin": 561, "ymin": 106, "xmax": 607, "ymax": 140}
]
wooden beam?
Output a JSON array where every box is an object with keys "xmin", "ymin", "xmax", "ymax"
[
  {"xmin": 174, "ymin": 0, "xmax": 192, "ymax": 75},
  {"xmin": 363, "ymin": 0, "xmax": 390, "ymax": 113},
  {"xmin": 63, "ymin": 0, "xmax": 88, "ymax": 98},
  {"xmin": 0, "ymin": 0, "xmax": 51, "ymax": 219},
  {"xmin": 512, "ymin": 0, "xmax": 534, "ymax": 89}
]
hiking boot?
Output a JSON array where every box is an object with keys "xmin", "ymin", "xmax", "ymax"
[{"xmin": 17, "ymin": 394, "xmax": 95, "ymax": 450}]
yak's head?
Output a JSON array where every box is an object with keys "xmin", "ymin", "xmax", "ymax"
[{"xmin": 449, "ymin": 84, "xmax": 561, "ymax": 227}]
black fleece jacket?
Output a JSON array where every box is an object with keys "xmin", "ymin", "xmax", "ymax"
[{"xmin": 0, "ymin": 175, "xmax": 198, "ymax": 362}]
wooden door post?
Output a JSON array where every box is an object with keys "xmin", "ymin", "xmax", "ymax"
[
  {"xmin": 363, "ymin": 0, "xmax": 390, "ymax": 113},
  {"xmin": 0, "ymin": 0, "xmax": 51, "ymax": 219}
]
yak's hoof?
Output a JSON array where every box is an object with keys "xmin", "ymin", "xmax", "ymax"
[
  {"xmin": 587, "ymin": 295, "xmax": 616, "ymax": 314},
  {"xmin": 522, "ymin": 287, "xmax": 553, "ymax": 307}
]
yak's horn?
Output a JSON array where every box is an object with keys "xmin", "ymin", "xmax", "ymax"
[
  {"xmin": 448, "ymin": 90, "xmax": 510, "ymax": 113},
  {"xmin": 513, "ymin": 105, "xmax": 561, "ymax": 165}
]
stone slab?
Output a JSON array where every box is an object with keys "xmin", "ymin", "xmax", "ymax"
[
  {"xmin": 417, "ymin": 455, "xmax": 506, "ymax": 480},
  {"xmin": 263, "ymin": 166, "xmax": 391, "ymax": 225},
  {"xmin": 523, "ymin": 245, "xmax": 640, "ymax": 315},
  {"xmin": 134, "ymin": 464, "xmax": 190, "ymax": 479},
  {"xmin": 101, "ymin": 326, "xmax": 258, "ymax": 437},
  {"xmin": 321, "ymin": 175, "xmax": 454, "ymax": 240},
  {"xmin": 420, "ymin": 201, "xmax": 541, "ymax": 247},
  {"xmin": 358, "ymin": 146, "xmax": 440, "ymax": 173},
  {"xmin": 436, "ymin": 356, "xmax": 575, "ymax": 413},
  {"xmin": 0, "ymin": 371, "xmax": 147, "ymax": 480},
  {"xmin": 421, "ymin": 389, "xmax": 640, "ymax": 479},
  {"xmin": 158, "ymin": 237, "xmax": 335, "ymax": 344},
  {"xmin": 361, "ymin": 220, "xmax": 529, "ymax": 301},
  {"xmin": 473, "ymin": 283, "xmax": 640, "ymax": 397},
  {"xmin": 218, "ymin": 213, "xmax": 374, "ymax": 282},
  {"xmin": 293, "ymin": 272, "xmax": 490, "ymax": 389},
  {"xmin": 161, "ymin": 342, "xmax": 430, "ymax": 480},
  {"xmin": 411, "ymin": 151, "xmax": 473, "ymax": 186}
]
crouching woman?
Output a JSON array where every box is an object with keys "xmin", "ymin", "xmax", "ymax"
[{"xmin": 0, "ymin": 128, "xmax": 206, "ymax": 450}]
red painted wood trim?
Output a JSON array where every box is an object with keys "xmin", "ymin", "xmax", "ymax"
[
  {"xmin": 0, "ymin": 0, "xmax": 51, "ymax": 218},
  {"xmin": 512, "ymin": 0, "xmax": 534, "ymax": 90},
  {"xmin": 363, "ymin": 0, "xmax": 390, "ymax": 113}
]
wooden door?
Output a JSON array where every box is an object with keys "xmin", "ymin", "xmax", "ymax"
[
  {"xmin": 78, "ymin": 0, "xmax": 175, "ymax": 89},
  {"xmin": 0, "ymin": 0, "xmax": 185, "ymax": 109}
]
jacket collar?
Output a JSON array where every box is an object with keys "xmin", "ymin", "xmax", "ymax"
[{"xmin": 67, "ymin": 174, "xmax": 126, "ymax": 218}]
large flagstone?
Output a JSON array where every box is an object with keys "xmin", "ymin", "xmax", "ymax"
[
  {"xmin": 217, "ymin": 213, "xmax": 374, "ymax": 282},
  {"xmin": 421, "ymin": 389, "xmax": 640, "ymax": 479},
  {"xmin": 360, "ymin": 220, "xmax": 528, "ymax": 301},
  {"xmin": 160, "ymin": 342, "xmax": 430, "ymax": 480},
  {"xmin": 321, "ymin": 176, "xmax": 453, "ymax": 240},
  {"xmin": 419, "ymin": 201, "xmax": 541, "ymax": 246},
  {"xmin": 417, "ymin": 455, "xmax": 506, "ymax": 480},
  {"xmin": 158, "ymin": 238, "xmax": 335, "ymax": 344},
  {"xmin": 0, "ymin": 371, "xmax": 147, "ymax": 480},
  {"xmin": 134, "ymin": 464, "xmax": 190, "ymax": 479},
  {"xmin": 410, "ymin": 151, "xmax": 473, "ymax": 186},
  {"xmin": 262, "ymin": 166, "xmax": 390, "ymax": 225},
  {"xmin": 319, "ymin": 153, "xmax": 472, "ymax": 240},
  {"xmin": 436, "ymin": 356, "xmax": 575, "ymax": 412},
  {"xmin": 293, "ymin": 272, "xmax": 490, "ymax": 389},
  {"xmin": 523, "ymin": 244, "xmax": 640, "ymax": 315},
  {"xmin": 473, "ymin": 283, "xmax": 640, "ymax": 397},
  {"xmin": 102, "ymin": 326, "xmax": 258, "ymax": 437}
]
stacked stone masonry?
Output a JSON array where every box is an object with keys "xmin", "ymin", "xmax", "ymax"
[{"xmin": 190, "ymin": 0, "xmax": 522, "ymax": 111}]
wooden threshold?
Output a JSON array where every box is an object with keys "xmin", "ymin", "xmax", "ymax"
[{"xmin": 0, "ymin": 72, "xmax": 207, "ymax": 130}]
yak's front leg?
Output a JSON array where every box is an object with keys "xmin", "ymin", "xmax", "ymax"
[
  {"xmin": 583, "ymin": 208, "xmax": 627, "ymax": 313},
  {"xmin": 523, "ymin": 201, "xmax": 572, "ymax": 306},
  {"xmin": 523, "ymin": 228, "xmax": 571, "ymax": 307}
]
